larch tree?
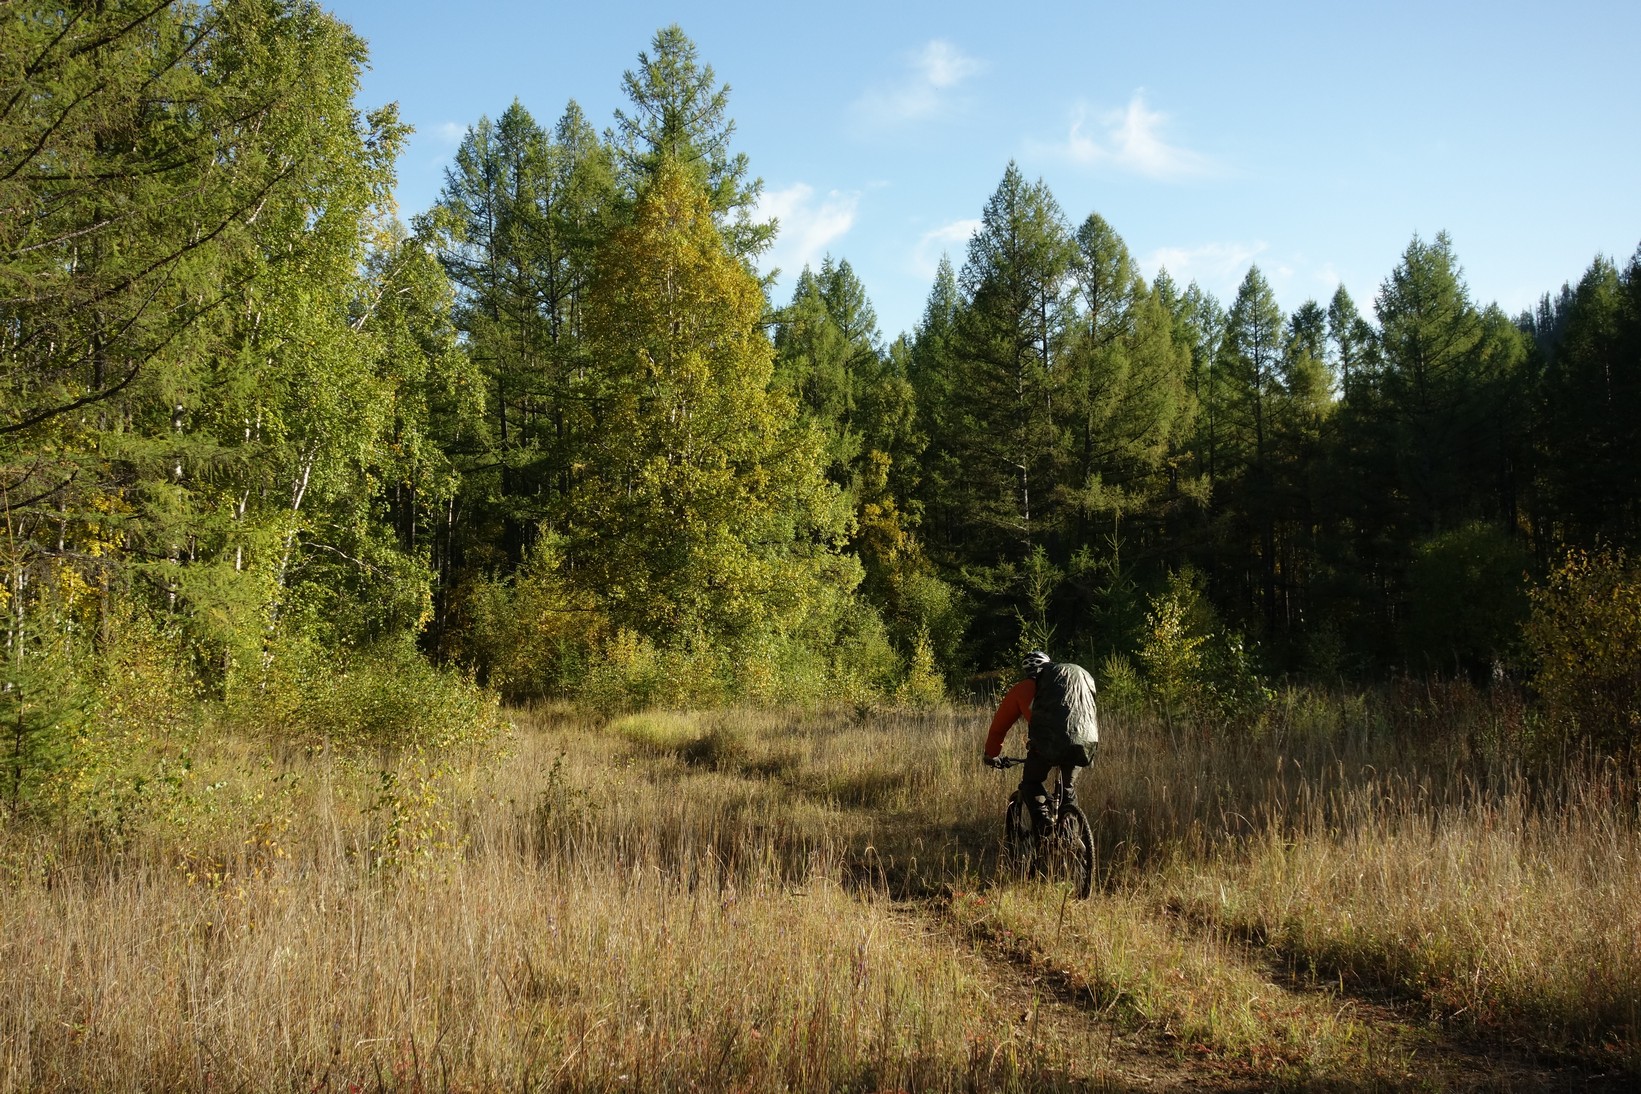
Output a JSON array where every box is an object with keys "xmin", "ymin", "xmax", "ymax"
[
  {"xmin": 945, "ymin": 164, "xmax": 1075, "ymax": 561},
  {"xmin": 567, "ymin": 159, "xmax": 852, "ymax": 645},
  {"xmin": 0, "ymin": 0, "xmax": 477, "ymax": 743},
  {"xmin": 1212, "ymin": 266, "xmax": 1288, "ymax": 628},
  {"xmin": 608, "ymin": 25, "xmax": 773, "ymax": 261}
]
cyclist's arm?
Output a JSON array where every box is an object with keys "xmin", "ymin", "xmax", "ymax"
[{"xmin": 984, "ymin": 678, "xmax": 1035, "ymax": 759}]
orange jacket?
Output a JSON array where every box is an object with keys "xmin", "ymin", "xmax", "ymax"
[{"xmin": 984, "ymin": 678, "xmax": 1035, "ymax": 758}]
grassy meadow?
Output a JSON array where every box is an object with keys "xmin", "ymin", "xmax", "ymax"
[{"xmin": 1, "ymin": 690, "xmax": 1636, "ymax": 1091}]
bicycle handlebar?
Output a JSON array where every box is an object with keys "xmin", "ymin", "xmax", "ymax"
[{"xmin": 992, "ymin": 756, "xmax": 1027, "ymax": 768}]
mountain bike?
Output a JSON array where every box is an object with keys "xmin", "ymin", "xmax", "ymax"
[{"xmin": 994, "ymin": 757, "xmax": 1094, "ymax": 900}]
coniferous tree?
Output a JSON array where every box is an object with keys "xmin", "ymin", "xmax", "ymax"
[
  {"xmin": 566, "ymin": 159, "xmax": 851, "ymax": 644},
  {"xmin": 1, "ymin": 0, "xmax": 446, "ymax": 705},
  {"xmin": 608, "ymin": 25, "xmax": 773, "ymax": 260},
  {"xmin": 1533, "ymin": 251, "xmax": 1641, "ymax": 550},
  {"xmin": 945, "ymin": 164, "xmax": 1074, "ymax": 561},
  {"xmin": 1211, "ymin": 267, "xmax": 1288, "ymax": 629}
]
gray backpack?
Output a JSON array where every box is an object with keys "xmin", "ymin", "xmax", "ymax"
[{"xmin": 1030, "ymin": 662, "xmax": 1099, "ymax": 766}]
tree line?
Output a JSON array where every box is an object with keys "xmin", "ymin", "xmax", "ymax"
[{"xmin": 4, "ymin": 3, "xmax": 1639, "ymax": 758}]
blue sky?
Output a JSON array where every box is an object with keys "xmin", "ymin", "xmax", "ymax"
[{"xmin": 327, "ymin": 0, "xmax": 1640, "ymax": 341}]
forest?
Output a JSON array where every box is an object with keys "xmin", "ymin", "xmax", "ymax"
[
  {"xmin": 4, "ymin": 4, "xmax": 1641, "ymax": 1089},
  {"xmin": 6, "ymin": 1, "xmax": 1639, "ymax": 770}
]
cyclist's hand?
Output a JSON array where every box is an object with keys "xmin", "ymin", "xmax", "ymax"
[{"xmin": 984, "ymin": 755, "xmax": 1004, "ymax": 769}]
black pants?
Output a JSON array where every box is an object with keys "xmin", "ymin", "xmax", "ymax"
[{"xmin": 1020, "ymin": 750, "xmax": 1078, "ymax": 835}]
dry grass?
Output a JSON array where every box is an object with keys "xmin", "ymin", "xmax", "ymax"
[
  {"xmin": 0, "ymin": 709, "xmax": 1089, "ymax": 1092},
  {"xmin": 0, "ymin": 689, "xmax": 1636, "ymax": 1090}
]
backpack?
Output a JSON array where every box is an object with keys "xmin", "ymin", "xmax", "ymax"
[{"xmin": 1030, "ymin": 662, "xmax": 1099, "ymax": 766}]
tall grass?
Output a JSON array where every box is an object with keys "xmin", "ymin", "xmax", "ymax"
[
  {"xmin": 0, "ymin": 708, "xmax": 1090, "ymax": 1092},
  {"xmin": 0, "ymin": 685, "xmax": 1635, "ymax": 1089}
]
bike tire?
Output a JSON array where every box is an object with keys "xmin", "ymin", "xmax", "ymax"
[
  {"xmin": 1002, "ymin": 793, "xmax": 1035, "ymax": 879},
  {"xmin": 1046, "ymin": 803, "xmax": 1094, "ymax": 900}
]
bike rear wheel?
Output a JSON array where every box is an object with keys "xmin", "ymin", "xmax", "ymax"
[{"xmin": 1039, "ymin": 804, "xmax": 1094, "ymax": 899}]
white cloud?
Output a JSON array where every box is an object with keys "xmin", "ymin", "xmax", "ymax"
[
  {"xmin": 912, "ymin": 219, "xmax": 981, "ymax": 279},
  {"xmin": 1040, "ymin": 92, "xmax": 1214, "ymax": 180},
  {"xmin": 1142, "ymin": 241, "xmax": 1267, "ymax": 298},
  {"xmin": 855, "ymin": 40, "xmax": 985, "ymax": 128},
  {"xmin": 432, "ymin": 121, "xmax": 466, "ymax": 147},
  {"xmin": 919, "ymin": 40, "xmax": 985, "ymax": 90},
  {"xmin": 757, "ymin": 183, "xmax": 861, "ymax": 282},
  {"xmin": 1142, "ymin": 247, "xmax": 1371, "ymax": 316}
]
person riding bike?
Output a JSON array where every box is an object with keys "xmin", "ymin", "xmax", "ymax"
[{"xmin": 984, "ymin": 650, "xmax": 1099, "ymax": 837}]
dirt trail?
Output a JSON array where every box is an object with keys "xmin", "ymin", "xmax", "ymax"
[
  {"xmin": 885, "ymin": 900, "xmax": 1264, "ymax": 1091},
  {"xmin": 884, "ymin": 894, "xmax": 1630, "ymax": 1092}
]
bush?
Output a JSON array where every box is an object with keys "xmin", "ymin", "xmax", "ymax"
[
  {"xmin": 894, "ymin": 627, "xmax": 947, "ymax": 708},
  {"xmin": 1137, "ymin": 568, "xmax": 1271, "ymax": 729},
  {"xmin": 1524, "ymin": 547, "xmax": 1641, "ymax": 756},
  {"xmin": 0, "ymin": 630, "xmax": 89, "ymax": 819},
  {"xmin": 1405, "ymin": 522, "xmax": 1531, "ymax": 677},
  {"xmin": 60, "ymin": 607, "xmax": 200, "ymax": 836},
  {"xmin": 236, "ymin": 635, "xmax": 506, "ymax": 754},
  {"xmin": 456, "ymin": 536, "xmax": 605, "ymax": 700}
]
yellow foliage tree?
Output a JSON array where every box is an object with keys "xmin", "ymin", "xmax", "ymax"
[
  {"xmin": 567, "ymin": 159, "xmax": 855, "ymax": 646},
  {"xmin": 1524, "ymin": 548, "xmax": 1641, "ymax": 756}
]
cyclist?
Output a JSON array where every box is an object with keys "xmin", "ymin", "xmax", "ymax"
[{"xmin": 983, "ymin": 649, "xmax": 1091, "ymax": 836}]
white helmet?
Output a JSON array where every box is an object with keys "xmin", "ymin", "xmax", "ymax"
[{"xmin": 1021, "ymin": 650, "xmax": 1051, "ymax": 676}]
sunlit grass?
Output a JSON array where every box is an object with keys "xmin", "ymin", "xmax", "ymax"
[{"xmin": 0, "ymin": 687, "xmax": 1636, "ymax": 1089}]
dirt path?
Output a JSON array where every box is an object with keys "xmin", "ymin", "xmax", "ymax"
[
  {"xmin": 884, "ymin": 893, "xmax": 1630, "ymax": 1092},
  {"xmin": 885, "ymin": 900, "xmax": 1266, "ymax": 1092}
]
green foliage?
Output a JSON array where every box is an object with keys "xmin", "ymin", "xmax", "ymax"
[
  {"xmin": 608, "ymin": 24, "xmax": 772, "ymax": 258},
  {"xmin": 1011, "ymin": 545, "xmax": 1062, "ymax": 663},
  {"xmin": 1198, "ymin": 632, "xmax": 1275, "ymax": 724},
  {"xmin": 1137, "ymin": 568, "xmax": 1271, "ymax": 727},
  {"xmin": 1524, "ymin": 548, "xmax": 1641, "ymax": 755},
  {"xmin": 1097, "ymin": 651, "xmax": 1144, "ymax": 709},
  {"xmin": 571, "ymin": 158, "xmax": 852, "ymax": 647},
  {"xmin": 894, "ymin": 628, "xmax": 947, "ymax": 708},
  {"xmin": 237, "ymin": 637, "xmax": 506, "ymax": 754},
  {"xmin": 580, "ymin": 629, "xmax": 728, "ymax": 712},
  {"xmin": 0, "ymin": 631, "xmax": 90, "ymax": 819},
  {"xmin": 1405, "ymin": 522, "xmax": 1531, "ymax": 675},
  {"xmin": 60, "ymin": 606, "xmax": 200, "ymax": 837},
  {"xmin": 1533, "ymin": 251, "xmax": 1641, "ymax": 549},
  {"xmin": 10, "ymin": 8, "xmax": 1641, "ymax": 750},
  {"xmin": 455, "ymin": 536, "xmax": 604, "ymax": 700},
  {"xmin": 1137, "ymin": 576, "xmax": 1209, "ymax": 723}
]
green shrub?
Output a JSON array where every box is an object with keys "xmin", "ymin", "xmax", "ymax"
[
  {"xmin": 60, "ymin": 607, "xmax": 200, "ymax": 836},
  {"xmin": 235, "ymin": 635, "xmax": 506, "ymax": 754},
  {"xmin": 1137, "ymin": 568, "xmax": 1271, "ymax": 729},
  {"xmin": 1097, "ymin": 651, "xmax": 1143, "ymax": 710},
  {"xmin": 0, "ymin": 630, "xmax": 89, "ymax": 819},
  {"xmin": 456, "ymin": 536, "xmax": 606, "ymax": 700},
  {"xmin": 894, "ymin": 627, "xmax": 947, "ymax": 708},
  {"xmin": 1405, "ymin": 522, "xmax": 1531, "ymax": 676}
]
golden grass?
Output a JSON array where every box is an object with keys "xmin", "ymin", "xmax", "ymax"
[
  {"xmin": 1, "ymin": 689, "xmax": 1636, "ymax": 1090},
  {"xmin": 0, "ymin": 708, "xmax": 1093, "ymax": 1092}
]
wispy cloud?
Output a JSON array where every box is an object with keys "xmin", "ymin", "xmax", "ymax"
[
  {"xmin": 912, "ymin": 219, "xmax": 981, "ymax": 279},
  {"xmin": 855, "ymin": 40, "xmax": 985, "ymax": 128},
  {"xmin": 1141, "ymin": 241, "xmax": 1267, "ymax": 298},
  {"xmin": 757, "ymin": 183, "xmax": 861, "ymax": 281},
  {"xmin": 431, "ymin": 121, "xmax": 467, "ymax": 147},
  {"xmin": 1036, "ymin": 92, "xmax": 1215, "ymax": 180}
]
